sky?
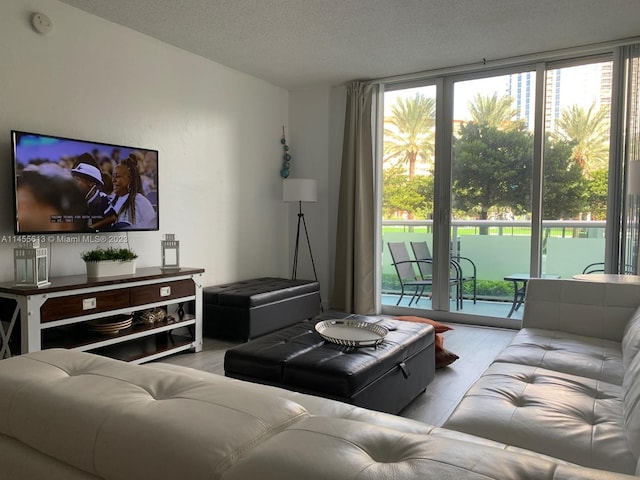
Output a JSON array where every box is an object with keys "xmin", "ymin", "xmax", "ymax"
[{"xmin": 384, "ymin": 61, "xmax": 610, "ymax": 125}]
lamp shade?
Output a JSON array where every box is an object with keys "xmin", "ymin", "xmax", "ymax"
[{"xmin": 283, "ymin": 178, "xmax": 317, "ymax": 203}]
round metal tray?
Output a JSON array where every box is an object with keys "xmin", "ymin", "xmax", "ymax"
[{"xmin": 315, "ymin": 319, "xmax": 388, "ymax": 347}]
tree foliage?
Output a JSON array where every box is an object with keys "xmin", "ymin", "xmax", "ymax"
[
  {"xmin": 542, "ymin": 139, "xmax": 588, "ymax": 219},
  {"xmin": 383, "ymin": 164, "xmax": 433, "ymax": 219},
  {"xmin": 585, "ymin": 168, "xmax": 608, "ymax": 220},
  {"xmin": 468, "ymin": 93, "xmax": 523, "ymax": 130},
  {"xmin": 552, "ymin": 104, "xmax": 609, "ymax": 175},
  {"xmin": 452, "ymin": 122, "xmax": 532, "ymax": 219},
  {"xmin": 382, "ymin": 92, "xmax": 605, "ymax": 223},
  {"xmin": 384, "ymin": 92, "xmax": 435, "ymax": 179},
  {"xmin": 453, "ymin": 121, "xmax": 588, "ymax": 222}
]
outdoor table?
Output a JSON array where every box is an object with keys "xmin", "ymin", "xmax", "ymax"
[
  {"xmin": 573, "ymin": 273, "xmax": 640, "ymax": 284},
  {"xmin": 503, "ymin": 273, "xmax": 561, "ymax": 318}
]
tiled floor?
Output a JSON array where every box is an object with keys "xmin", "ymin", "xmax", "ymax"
[{"xmin": 398, "ymin": 323, "xmax": 515, "ymax": 425}]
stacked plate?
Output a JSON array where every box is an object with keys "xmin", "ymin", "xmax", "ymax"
[{"xmin": 87, "ymin": 316, "xmax": 133, "ymax": 335}]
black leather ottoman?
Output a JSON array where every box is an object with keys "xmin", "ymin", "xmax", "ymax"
[
  {"xmin": 203, "ymin": 277, "xmax": 320, "ymax": 341},
  {"xmin": 224, "ymin": 314, "xmax": 435, "ymax": 414}
]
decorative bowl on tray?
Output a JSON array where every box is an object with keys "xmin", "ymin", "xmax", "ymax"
[{"xmin": 314, "ymin": 319, "xmax": 388, "ymax": 347}]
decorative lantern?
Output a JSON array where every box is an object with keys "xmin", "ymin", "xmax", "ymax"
[
  {"xmin": 14, "ymin": 241, "xmax": 50, "ymax": 287},
  {"xmin": 161, "ymin": 234, "xmax": 180, "ymax": 270}
]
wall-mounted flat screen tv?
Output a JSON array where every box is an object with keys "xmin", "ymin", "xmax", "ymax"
[{"xmin": 11, "ymin": 130, "xmax": 159, "ymax": 234}]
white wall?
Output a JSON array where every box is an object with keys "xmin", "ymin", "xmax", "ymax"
[
  {"xmin": 287, "ymin": 86, "xmax": 347, "ymax": 309},
  {"xmin": 288, "ymin": 88, "xmax": 330, "ymax": 305},
  {"xmin": 0, "ymin": 0, "xmax": 292, "ymax": 287}
]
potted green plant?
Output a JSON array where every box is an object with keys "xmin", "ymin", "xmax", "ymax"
[{"xmin": 81, "ymin": 247, "xmax": 138, "ymax": 278}]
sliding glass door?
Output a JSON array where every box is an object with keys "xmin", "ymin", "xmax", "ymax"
[
  {"xmin": 450, "ymin": 72, "xmax": 535, "ymax": 318},
  {"xmin": 380, "ymin": 54, "xmax": 616, "ymax": 323},
  {"xmin": 542, "ymin": 60, "xmax": 612, "ymax": 278},
  {"xmin": 381, "ymin": 85, "xmax": 437, "ymax": 309}
]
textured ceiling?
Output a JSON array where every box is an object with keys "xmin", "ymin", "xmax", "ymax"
[{"xmin": 57, "ymin": 0, "xmax": 640, "ymax": 90}]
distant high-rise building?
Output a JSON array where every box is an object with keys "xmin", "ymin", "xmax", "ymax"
[
  {"xmin": 508, "ymin": 72, "xmax": 534, "ymax": 129},
  {"xmin": 507, "ymin": 61, "xmax": 613, "ymax": 132}
]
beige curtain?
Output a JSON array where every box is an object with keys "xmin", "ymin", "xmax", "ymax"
[
  {"xmin": 332, "ymin": 81, "xmax": 376, "ymax": 314},
  {"xmin": 622, "ymin": 44, "xmax": 640, "ymax": 272}
]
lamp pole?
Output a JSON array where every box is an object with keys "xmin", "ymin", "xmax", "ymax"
[
  {"xmin": 283, "ymin": 177, "xmax": 322, "ymax": 311},
  {"xmin": 292, "ymin": 200, "xmax": 318, "ymax": 282}
]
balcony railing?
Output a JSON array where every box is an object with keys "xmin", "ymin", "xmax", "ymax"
[{"xmin": 382, "ymin": 219, "xmax": 607, "ymax": 308}]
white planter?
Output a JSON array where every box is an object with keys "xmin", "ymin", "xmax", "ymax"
[{"xmin": 85, "ymin": 260, "xmax": 137, "ymax": 279}]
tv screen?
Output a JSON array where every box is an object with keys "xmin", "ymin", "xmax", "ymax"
[{"xmin": 11, "ymin": 130, "xmax": 159, "ymax": 234}]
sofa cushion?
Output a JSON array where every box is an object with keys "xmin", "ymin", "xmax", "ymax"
[
  {"xmin": 522, "ymin": 279, "xmax": 640, "ymax": 341},
  {"xmin": 623, "ymin": 347, "xmax": 640, "ymax": 462},
  {"xmin": 622, "ymin": 305, "xmax": 640, "ymax": 370},
  {"xmin": 434, "ymin": 333, "xmax": 459, "ymax": 368},
  {"xmin": 0, "ymin": 434, "xmax": 102, "ymax": 480},
  {"xmin": 155, "ymin": 361, "xmax": 580, "ymax": 464},
  {"xmin": 444, "ymin": 361, "xmax": 636, "ymax": 474},
  {"xmin": 1, "ymin": 349, "xmax": 637, "ymax": 480},
  {"xmin": 393, "ymin": 315, "xmax": 453, "ymax": 333},
  {"xmin": 394, "ymin": 316, "xmax": 459, "ymax": 368},
  {"xmin": 223, "ymin": 416, "xmax": 630, "ymax": 480},
  {"xmin": 150, "ymin": 361, "xmax": 619, "ymax": 469},
  {"xmin": 493, "ymin": 328, "xmax": 623, "ymax": 384},
  {"xmin": 0, "ymin": 349, "xmax": 309, "ymax": 480}
]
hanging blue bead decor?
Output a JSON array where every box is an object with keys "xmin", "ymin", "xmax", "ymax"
[{"xmin": 280, "ymin": 125, "xmax": 291, "ymax": 178}]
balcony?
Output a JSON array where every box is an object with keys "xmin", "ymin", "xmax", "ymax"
[{"xmin": 382, "ymin": 219, "xmax": 606, "ymax": 319}]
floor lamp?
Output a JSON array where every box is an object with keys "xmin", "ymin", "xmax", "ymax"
[{"xmin": 283, "ymin": 178, "xmax": 318, "ymax": 282}]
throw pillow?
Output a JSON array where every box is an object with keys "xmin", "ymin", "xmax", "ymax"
[
  {"xmin": 393, "ymin": 315, "xmax": 453, "ymax": 334},
  {"xmin": 434, "ymin": 333, "xmax": 459, "ymax": 368}
]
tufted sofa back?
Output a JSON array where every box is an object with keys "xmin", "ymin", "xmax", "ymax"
[
  {"xmin": 622, "ymin": 306, "xmax": 640, "ymax": 369},
  {"xmin": 523, "ymin": 279, "xmax": 640, "ymax": 473},
  {"xmin": 3, "ymin": 349, "xmax": 640, "ymax": 479},
  {"xmin": 0, "ymin": 349, "xmax": 309, "ymax": 480},
  {"xmin": 523, "ymin": 279, "xmax": 640, "ymax": 341},
  {"xmin": 624, "ymin": 352, "xmax": 640, "ymax": 473},
  {"xmin": 622, "ymin": 308, "xmax": 640, "ymax": 470}
]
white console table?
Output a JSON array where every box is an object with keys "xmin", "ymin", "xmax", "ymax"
[{"xmin": 0, "ymin": 267, "xmax": 203, "ymax": 364}]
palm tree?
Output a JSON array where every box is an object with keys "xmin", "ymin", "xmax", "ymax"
[
  {"xmin": 468, "ymin": 93, "xmax": 520, "ymax": 130},
  {"xmin": 552, "ymin": 104, "xmax": 609, "ymax": 175},
  {"xmin": 384, "ymin": 93, "xmax": 436, "ymax": 179}
]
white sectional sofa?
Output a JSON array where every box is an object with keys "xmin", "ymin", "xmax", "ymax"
[
  {"xmin": 0, "ymin": 278, "xmax": 639, "ymax": 479},
  {"xmin": 445, "ymin": 278, "xmax": 640, "ymax": 475}
]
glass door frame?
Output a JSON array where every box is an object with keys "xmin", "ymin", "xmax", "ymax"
[
  {"xmin": 378, "ymin": 50, "xmax": 625, "ymax": 324},
  {"xmin": 436, "ymin": 64, "xmax": 543, "ymax": 311}
]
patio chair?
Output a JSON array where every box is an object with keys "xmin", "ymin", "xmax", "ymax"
[
  {"xmin": 410, "ymin": 241, "xmax": 477, "ymax": 308},
  {"xmin": 582, "ymin": 262, "xmax": 604, "ymax": 274},
  {"xmin": 387, "ymin": 242, "xmax": 434, "ymax": 306},
  {"xmin": 409, "ymin": 241, "xmax": 463, "ymax": 310},
  {"xmin": 582, "ymin": 262, "xmax": 635, "ymax": 274}
]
